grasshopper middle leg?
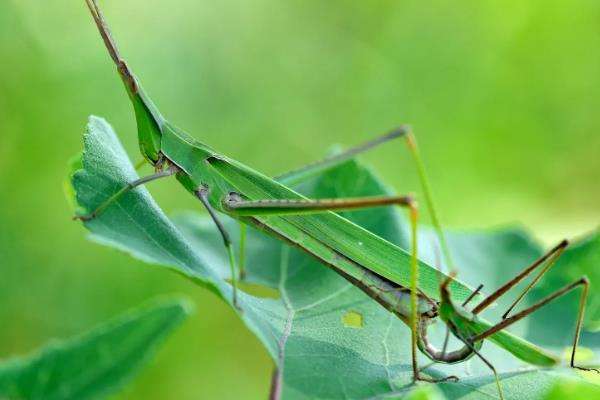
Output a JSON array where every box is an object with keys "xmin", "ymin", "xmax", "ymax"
[{"xmin": 195, "ymin": 186, "xmax": 242, "ymax": 310}]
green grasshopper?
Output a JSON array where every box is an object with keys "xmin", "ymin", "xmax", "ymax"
[{"xmin": 78, "ymin": 1, "xmax": 597, "ymax": 398}]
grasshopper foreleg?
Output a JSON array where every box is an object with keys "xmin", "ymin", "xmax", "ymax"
[{"xmin": 74, "ymin": 164, "xmax": 178, "ymax": 221}]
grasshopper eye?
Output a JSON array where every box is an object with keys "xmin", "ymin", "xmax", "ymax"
[
  {"xmin": 222, "ymin": 192, "xmax": 246, "ymax": 212},
  {"xmin": 224, "ymin": 192, "xmax": 244, "ymax": 207}
]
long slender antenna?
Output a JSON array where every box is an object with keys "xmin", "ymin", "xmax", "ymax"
[
  {"xmin": 84, "ymin": 0, "xmax": 137, "ymax": 93},
  {"xmin": 462, "ymin": 284, "xmax": 484, "ymax": 307},
  {"xmin": 84, "ymin": 0, "xmax": 167, "ymax": 133},
  {"xmin": 85, "ymin": 0, "xmax": 120, "ymax": 63}
]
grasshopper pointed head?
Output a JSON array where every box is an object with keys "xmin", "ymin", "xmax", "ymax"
[
  {"xmin": 85, "ymin": 0, "xmax": 164, "ymax": 165},
  {"xmin": 131, "ymin": 92, "xmax": 164, "ymax": 164}
]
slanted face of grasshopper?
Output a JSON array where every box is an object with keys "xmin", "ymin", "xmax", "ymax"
[{"xmin": 79, "ymin": 1, "xmax": 598, "ymax": 398}]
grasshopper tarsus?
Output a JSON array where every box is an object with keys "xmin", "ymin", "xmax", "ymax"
[
  {"xmin": 73, "ymin": 213, "xmax": 95, "ymax": 222},
  {"xmin": 414, "ymin": 374, "xmax": 459, "ymax": 384},
  {"xmin": 573, "ymin": 366, "xmax": 600, "ymax": 374},
  {"xmin": 441, "ymin": 375, "xmax": 460, "ymax": 383}
]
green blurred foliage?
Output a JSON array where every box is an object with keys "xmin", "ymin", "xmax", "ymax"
[
  {"xmin": 0, "ymin": 297, "xmax": 192, "ymax": 400},
  {"xmin": 0, "ymin": 0, "xmax": 598, "ymax": 399},
  {"xmin": 542, "ymin": 378, "xmax": 600, "ymax": 400}
]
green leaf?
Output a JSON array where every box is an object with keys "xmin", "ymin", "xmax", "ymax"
[
  {"xmin": 67, "ymin": 117, "xmax": 599, "ymax": 399},
  {"xmin": 71, "ymin": 117, "xmax": 225, "ymax": 291},
  {"xmin": 0, "ymin": 296, "xmax": 192, "ymax": 400}
]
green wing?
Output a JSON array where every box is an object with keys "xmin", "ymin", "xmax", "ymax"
[
  {"xmin": 205, "ymin": 155, "xmax": 475, "ymax": 302},
  {"xmin": 472, "ymin": 318, "xmax": 559, "ymax": 367}
]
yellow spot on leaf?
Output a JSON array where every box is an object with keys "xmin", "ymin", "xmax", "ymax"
[{"xmin": 342, "ymin": 311, "xmax": 364, "ymax": 328}]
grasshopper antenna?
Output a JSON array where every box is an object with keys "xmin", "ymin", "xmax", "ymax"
[
  {"xmin": 84, "ymin": 0, "xmax": 166, "ymax": 159},
  {"xmin": 84, "ymin": 0, "xmax": 138, "ymax": 93},
  {"xmin": 85, "ymin": 0, "xmax": 120, "ymax": 64}
]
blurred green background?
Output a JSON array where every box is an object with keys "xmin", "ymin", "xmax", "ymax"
[{"xmin": 1, "ymin": 0, "xmax": 599, "ymax": 398}]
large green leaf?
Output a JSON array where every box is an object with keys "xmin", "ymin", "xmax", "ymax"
[
  {"xmin": 67, "ymin": 117, "xmax": 599, "ymax": 399},
  {"xmin": 0, "ymin": 297, "xmax": 192, "ymax": 400}
]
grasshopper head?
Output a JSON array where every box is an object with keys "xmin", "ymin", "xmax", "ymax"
[
  {"xmin": 128, "ymin": 83, "xmax": 164, "ymax": 165},
  {"xmin": 85, "ymin": 0, "xmax": 164, "ymax": 165}
]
